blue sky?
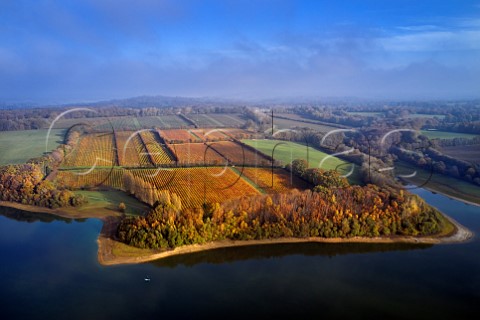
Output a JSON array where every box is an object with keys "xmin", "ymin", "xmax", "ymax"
[{"xmin": 1, "ymin": 0, "xmax": 480, "ymax": 103}]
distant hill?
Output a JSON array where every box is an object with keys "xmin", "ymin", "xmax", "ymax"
[
  {"xmin": 65, "ymin": 95, "xmax": 250, "ymax": 108},
  {"xmin": 3, "ymin": 95, "xmax": 479, "ymax": 109}
]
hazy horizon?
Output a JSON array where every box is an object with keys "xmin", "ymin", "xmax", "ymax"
[{"xmin": 1, "ymin": 1, "xmax": 480, "ymax": 104}]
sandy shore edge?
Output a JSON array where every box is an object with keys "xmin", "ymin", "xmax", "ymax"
[
  {"xmin": 400, "ymin": 180, "xmax": 480, "ymax": 207},
  {"xmin": 97, "ymin": 213, "xmax": 474, "ymax": 266},
  {"xmin": 0, "ymin": 200, "xmax": 473, "ymax": 267}
]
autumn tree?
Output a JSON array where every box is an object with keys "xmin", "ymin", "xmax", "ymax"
[
  {"xmin": 286, "ymin": 159, "xmax": 308, "ymax": 177},
  {"xmin": 118, "ymin": 202, "xmax": 126, "ymax": 213}
]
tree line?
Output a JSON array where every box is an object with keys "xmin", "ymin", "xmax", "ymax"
[{"xmin": 121, "ymin": 170, "xmax": 182, "ymax": 209}]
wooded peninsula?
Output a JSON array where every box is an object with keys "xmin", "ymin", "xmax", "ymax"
[{"xmin": 0, "ymin": 101, "xmax": 477, "ymax": 264}]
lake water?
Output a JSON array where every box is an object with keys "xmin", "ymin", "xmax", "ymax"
[{"xmin": 1, "ymin": 189, "xmax": 479, "ymax": 319}]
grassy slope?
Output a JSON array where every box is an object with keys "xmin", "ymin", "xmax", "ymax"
[
  {"xmin": 0, "ymin": 129, "xmax": 65, "ymax": 165},
  {"xmin": 396, "ymin": 161, "xmax": 480, "ymax": 205},
  {"xmin": 74, "ymin": 190, "xmax": 149, "ymax": 216},
  {"xmin": 242, "ymin": 139, "xmax": 361, "ymax": 185}
]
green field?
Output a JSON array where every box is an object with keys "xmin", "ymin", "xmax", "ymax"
[
  {"xmin": 420, "ymin": 130, "xmax": 478, "ymax": 139},
  {"xmin": 74, "ymin": 190, "xmax": 149, "ymax": 216},
  {"xmin": 242, "ymin": 139, "xmax": 361, "ymax": 184},
  {"xmin": 396, "ymin": 161, "xmax": 480, "ymax": 205},
  {"xmin": 0, "ymin": 129, "xmax": 65, "ymax": 165}
]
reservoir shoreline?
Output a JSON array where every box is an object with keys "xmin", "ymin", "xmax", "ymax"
[
  {"xmin": 97, "ymin": 212, "xmax": 473, "ymax": 266},
  {"xmin": 0, "ymin": 200, "xmax": 474, "ymax": 267}
]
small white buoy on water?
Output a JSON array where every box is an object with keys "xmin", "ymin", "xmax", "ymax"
[{"xmin": 144, "ymin": 276, "xmax": 151, "ymax": 282}]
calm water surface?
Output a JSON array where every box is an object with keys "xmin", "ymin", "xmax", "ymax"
[{"xmin": 0, "ymin": 189, "xmax": 479, "ymax": 319}]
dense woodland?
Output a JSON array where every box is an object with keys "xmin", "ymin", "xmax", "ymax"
[
  {"xmin": 117, "ymin": 169, "xmax": 449, "ymax": 249},
  {"xmin": 0, "ymin": 163, "xmax": 85, "ymax": 208},
  {"xmin": 293, "ymin": 103, "xmax": 480, "ymax": 134}
]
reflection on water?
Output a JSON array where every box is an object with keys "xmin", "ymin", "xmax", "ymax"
[
  {"xmin": 0, "ymin": 190, "xmax": 479, "ymax": 320},
  {"xmin": 152, "ymin": 242, "xmax": 432, "ymax": 268},
  {"xmin": 0, "ymin": 205, "xmax": 87, "ymax": 224}
]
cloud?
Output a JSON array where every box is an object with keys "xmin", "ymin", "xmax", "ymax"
[
  {"xmin": 456, "ymin": 18, "xmax": 480, "ymax": 28},
  {"xmin": 11, "ymin": 45, "xmax": 475, "ymax": 103},
  {"xmin": 380, "ymin": 30, "xmax": 480, "ymax": 52},
  {"xmin": 396, "ymin": 25, "xmax": 441, "ymax": 32},
  {"xmin": 2, "ymin": 34, "xmax": 480, "ymax": 103},
  {"xmin": 1, "ymin": 1, "xmax": 480, "ymax": 103}
]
